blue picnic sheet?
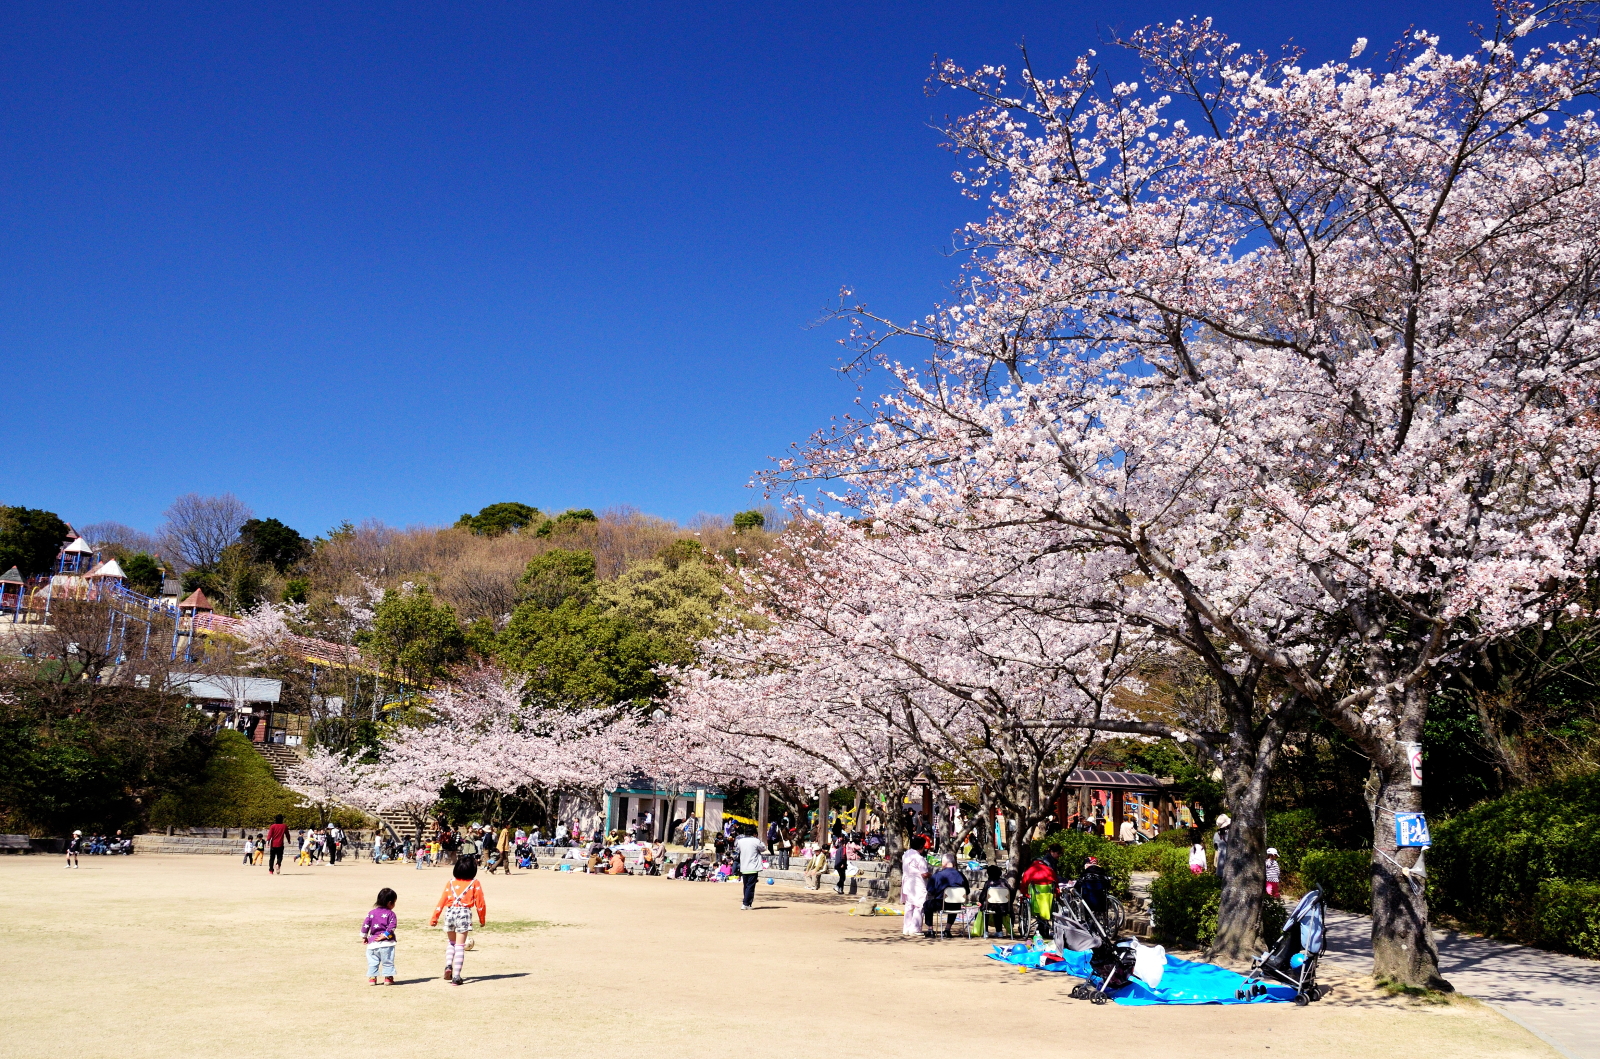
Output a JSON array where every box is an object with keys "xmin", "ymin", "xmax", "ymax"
[{"xmin": 986, "ymin": 943, "xmax": 1296, "ymax": 1005}]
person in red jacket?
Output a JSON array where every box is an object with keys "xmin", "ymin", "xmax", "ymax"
[
  {"xmin": 265, "ymin": 815, "xmax": 289, "ymax": 875},
  {"xmin": 1021, "ymin": 853, "xmax": 1058, "ymax": 928}
]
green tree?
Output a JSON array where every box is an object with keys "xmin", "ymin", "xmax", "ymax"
[
  {"xmin": 238, "ymin": 517, "xmax": 310, "ymax": 572},
  {"xmin": 595, "ymin": 539, "xmax": 738, "ymax": 664},
  {"xmin": 454, "ymin": 502, "xmax": 541, "ymax": 537},
  {"xmin": 535, "ymin": 508, "xmax": 598, "ymax": 537},
  {"xmin": 497, "ymin": 599, "xmax": 662, "ymax": 706},
  {"xmin": 364, "ymin": 586, "xmax": 467, "ymax": 688},
  {"xmin": 0, "ymin": 506, "xmax": 70, "ymax": 577},
  {"xmin": 732, "ymin": 510, "xmax": 766, "ymax": 532},
  {"xmin": 519, "ymin": 548, "xmax": 597, "ymax": 610},
  {"xmin": 121, "ymin": 552, "xmax": 164, "ymax": 595}
]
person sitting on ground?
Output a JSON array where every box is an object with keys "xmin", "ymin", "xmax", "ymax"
[
  {"xmin": 608, "ymin": 848, "xmax": 627, "ymax": 875},
  {"xmin": 585, "ymin": 848, "xmax": 603, "ymax": 874},
  {"xmin": 925, "ymin": 853, "xmax": 969, "ymax": 938}
]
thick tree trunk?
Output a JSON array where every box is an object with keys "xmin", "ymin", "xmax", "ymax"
[
  {"xmin": 1208, "ymin": 776, "xmax": 1267, "ymax": 965},
  {"xmin": 1370, "ymin": 757, "xmax": 1450, "ymax": 990}
]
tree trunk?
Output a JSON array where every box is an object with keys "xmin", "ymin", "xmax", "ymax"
[
  {"xmin": 1370, "ymin": 756, "xmax": 1450, "ymax": 990},
  {"xmin": 1208, "ymin": 783, "xmax": 1266, "ymax": 965}
]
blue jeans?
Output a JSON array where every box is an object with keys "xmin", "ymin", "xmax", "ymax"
[{"xmin": 366, "ymin": 944, "xmax": 396, "ymax": 978}]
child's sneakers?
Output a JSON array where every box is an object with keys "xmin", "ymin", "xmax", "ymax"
[
  {"xmin": 452, "ymin": 975, "xmax": 464, "ymax": 986},
  {"xmin": 368, "ymin": 977, "xmax": 377, "ymax": 986},
  {"xmin": 443, "ymin": 964, "xmax": 454, "ymax": 981},
  {"xmin": 382, "ymin": 976, "xmax": 394, "ymax": 986}
]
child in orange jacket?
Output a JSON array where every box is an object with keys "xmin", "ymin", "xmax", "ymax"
[{"xmin": 429, "ymin": 856, "xmax": 487, "ymax": 985}]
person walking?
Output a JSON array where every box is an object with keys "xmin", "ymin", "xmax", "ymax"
[
  {"xmin": 362, "ymin": 887, "xmax": 399, "ymax": 986},
  {"xmin": 733, "ymin": 826, "xmax": 765, "ymax": 910},
  {"xmin": 831, "ymin": 835, "xmax": 849, "ymax": 894},
  {"xmin": 1264, "ymin": 848, "xmax": 1282, "ymax": 898},
  {"xmin": 65, "ymin": 830, "xmax": 82, "ymax": 868},
  {"xmin": 329, "ymin": 824, "xmax": 345, "ymax": 865},
  {"xmin": 266, "ymin": 814, "xmax": 289, "ymax": 874},
  {"xmin": 429, "ymin": 857, "xmax": 486, "ymax": 986},
  {"xmin": 241, "ymin": 831, "xmax": 255, "ymax": 866}
]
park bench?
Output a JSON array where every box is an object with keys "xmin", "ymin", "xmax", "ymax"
[{"xmin": 0, "ymin": 834, "xmax": 31, "ymax": 852}]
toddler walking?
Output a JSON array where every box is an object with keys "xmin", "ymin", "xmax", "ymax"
[
  {"xmin": 1264, "ymin": 847, "xmax": 1281, "ymax": 897},
  {"xmin": 429, "ymin": 856, "xmax": 486, "ymax": 985},
  {"xmin": 362, "ymin": 887, "xmax": 399, "ymax": 985}
]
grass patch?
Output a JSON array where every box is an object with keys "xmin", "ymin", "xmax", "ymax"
[
  {"xmin": 1373, "ymin": 976, "xmax": 1456, "ymax": 1004},
  {"xmin": 475, "ymin": 919, "xmax": 556, "ymax": 933}
]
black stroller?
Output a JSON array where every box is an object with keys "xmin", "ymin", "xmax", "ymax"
[
  {"xmin": 1057, "ymin": 864, "xmax": 1138, "ymax": 1004},
  {"xmin": 1237, "ymin": 888, "xmax": 1327, "ymax": 1005}
]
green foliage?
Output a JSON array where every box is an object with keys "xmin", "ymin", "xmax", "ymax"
[
  {"xmin": 732, "ymin": 510, "xmax": 766, "ymax": 532},
  {"xmin": 595, "ymin": 539, "xmax": 735, "ymax": 664},
  {"xmin": 455, "ymin": 502, "xmax": 541, "ymax": 537},
  {"xmin": 1265, "ymin": 809, "xmax": 1333, "ymax": 874},
  {"xmin": 282, "ymin": 577, "xmax": 310, "ymax": 604},
  {"xmin": 1422, "ymin": 691, "xmax": 1503, "ymax": 815},
  {"xmin": 497, "ymin": 599, "xmax": 662, "ymax": 706},
  {"xmin": 0, "ymin": 680, "xmax": 212, "ymax": 834},
  {"xmin": 0, "ymin": 505, "xmax": 70, "ymax": 577},
  {"xmin": 148, "ymin": 730, "xmax": 366, "ymax": 830},
  {"xmin": 1429, "ymin": 771, "xmax": 1600, "ymax": 942},
  {"xmin": 238, "ymin": 517, "xmax": 310, "ymax": 572},
  {"xmin": 1191, "ymin": 888, "xmax": 1286, "ymax": 951},
  {"xmin": 364, "ymin": 586, "xmax": 467, "ymax": 687},
  {"xmin": 1153, "ymin": 827, "xmax": 1196, "ymax": 846},
  {"xmin": 1300, "ymin": 849, "xmax": 1372, "ymax": 912},
  {"xmin": 181, "ymin": 568, "xmax": 221, "ymax": 598},
  {"xmin": 534, "ymin": 508, "xmax": 598, "ymax": 537},
  {"xmin": 1534, "ymin": 878, "xmax": 1600, "ymax": 958},
  {"xmin": 1151, "ymin": 869, "xmax": 1219, "ymax": 948},
  {"xmin": 121, "ymin": 552, "xmax": 164, "ymax": 595},
  {"xmin": 519, "ymin": 548, "xmax": 597, "ymax": 610}
]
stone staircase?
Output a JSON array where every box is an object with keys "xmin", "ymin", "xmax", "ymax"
[{"xmin": 252, "ymin": 742, "xmax": 301, "ymax": 784}]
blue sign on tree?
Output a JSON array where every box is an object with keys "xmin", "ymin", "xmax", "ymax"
[{"xmin": 1395, "ymin": 813, "xmax": 1431, "ymax": 848}]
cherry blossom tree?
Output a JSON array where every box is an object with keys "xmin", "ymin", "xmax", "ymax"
[
  {"xmin": 357, "ymin": 754, "xmax": 446, "ymax": 842},
  {"xmin": 777, "ymin": 3, "xmax": 1600, "ymax": 986},
  {"xmin": 285, "ymin": 746, "xmax": 364, "ymax": 827},
  {"xmin": 665, "ymin": 517, "xmax": 1150, "ymax": 886}
]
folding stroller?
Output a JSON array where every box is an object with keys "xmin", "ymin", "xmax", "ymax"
[{"xmin": 1238, "ymin": 888, "xmax": 1327, "ymax": 1005}]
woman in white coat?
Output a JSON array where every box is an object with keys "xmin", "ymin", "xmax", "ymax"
[{"xmin": 901, "ymin": 837, "xmax": 931, "ymax": 936}]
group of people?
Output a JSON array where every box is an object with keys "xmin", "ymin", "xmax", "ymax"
[
  {"xmin": 238, "ymin": 823, "xmax": 348, "ymax": 868},
  {"xmin": 63, "ymin": 830, "xmax": 132, "ymax": 865}
]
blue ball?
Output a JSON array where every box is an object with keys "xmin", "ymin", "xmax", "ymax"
[{"xmin": 766, "ymin": 878, "xmax": 775, "ymax": 885}]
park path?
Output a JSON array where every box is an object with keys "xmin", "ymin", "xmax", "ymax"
[{"xmin": 1323, "ymin": 910, "xmax": 1600, "ymax": 1059}]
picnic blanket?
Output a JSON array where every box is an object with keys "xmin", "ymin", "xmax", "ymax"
[{"xmin": 986, "ymin": 943, "xmax": 1296, "ymax": 1005}]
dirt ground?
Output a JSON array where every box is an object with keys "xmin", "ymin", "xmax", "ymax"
[{"xmin": 0, "ymin": 854, "xmax": 1558, "ymax": 1059}]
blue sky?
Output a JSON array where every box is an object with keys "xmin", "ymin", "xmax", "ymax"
[{"xmin": 3, "ymin": 0, "xmax": 1492, "ymax": 537}]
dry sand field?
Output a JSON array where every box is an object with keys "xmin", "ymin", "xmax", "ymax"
[{"xmin": 0, "ymin": 854, "xmax": 1557, "ymax": 1059}]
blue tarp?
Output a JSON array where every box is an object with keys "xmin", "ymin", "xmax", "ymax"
[{"xmin": 986, "ymin": 943, "xmax": 1296, "ymax": 1005}]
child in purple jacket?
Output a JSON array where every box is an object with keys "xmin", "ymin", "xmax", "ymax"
[{"xmin": 362, "ymin": 888, "xmax": 399, "ymax": 985}]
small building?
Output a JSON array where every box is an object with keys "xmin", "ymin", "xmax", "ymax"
[
  {"xmin": 1057, "ymin": 769, "xmax": 1179, "ymax": 840},
  {"xmin": 604, "ymin": 780, "xmax": 724, "ymax": 844},
  {"xmin": 167, "ymin": 673, "xmax": 294, "ymax": 744}
]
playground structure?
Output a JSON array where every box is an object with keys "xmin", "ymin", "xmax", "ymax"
[{"xmin": 2, "ymin": 530, "xmax": 362, "ymax": 670}]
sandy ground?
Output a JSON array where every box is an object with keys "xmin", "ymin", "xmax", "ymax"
[{"xmin": 0, "ymin": 854, "xmax": 1558, "ymax": 1059}]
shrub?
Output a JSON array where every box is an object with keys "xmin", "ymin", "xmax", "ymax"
[
  {"xmin": 1151, "ymin": 869, "xmax": 1219, "ymax": 948},
  {"xmin": 1301, "ymin": 849, "xmax": 1372, "ymax": 912},
  {"xmin": 148, "ymin": 730, "xmax": 366, "ymax": 830},
  {"xmin": 1154, "ymin": 827, "xmax": 1197, "ymax": 846},
  {"xmin": 1266, "ymin": 809, "xmax": 1330, "ymax": 874},
  {"xmin": 1535, "ymin": 879, "xmax": 1600, "ymax": 959},
  {"xmin": 1193, "ymin": 889, "xmax": 1287, "ymax": 949},
  {"xmin": 1429, "ymin": 771, "xmax": 1600, "ymax": 941},
  {"xmin": 1036, "ymin": 830, "xmax": 1131, "ymax": 895}
]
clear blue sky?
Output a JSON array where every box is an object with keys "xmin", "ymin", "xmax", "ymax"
[{"xmin": 3, "ymin": 0, "xmax": 1490, "ymax": 537}]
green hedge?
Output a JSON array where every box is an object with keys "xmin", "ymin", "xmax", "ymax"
[
  {"xmin": 1265, "ymin": 809, "xmax": 1334, "ymax": 874},
  {"xmin": 148, "ymin": 730, "xmax": 367, "ymax": 831},
  {"xmin": 1034, "ymin": 831, "xmax": 1191, "ymax": 896},
  {"xmin": 1535, "ymin": 879, "xmax": 1600, "ymax": 959},
  {"xmin": 1429, "ymin": 771, "xmax": 1600, "ymax": 949},
  {"xmin": 1301, "ymin": 849, "xmax": 1372, "ymax": 912},
  {"xmin": 1151, "ymin": 869, "xmax": 1218, "ymax": 948}
]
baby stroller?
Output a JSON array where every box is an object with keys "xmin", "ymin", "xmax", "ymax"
[
  {"xmin": 1237, "ymin": 888, "xmax": 1327, "ymax": 1005},
  {"xmin": 1069, "ymin": 939, "xmax": 1140, "ymax": 1004}
]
